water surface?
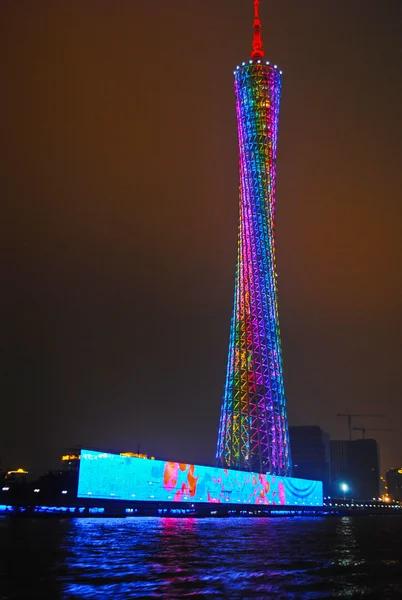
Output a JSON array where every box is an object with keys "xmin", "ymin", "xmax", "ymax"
[{"xmin": 1, "ymin": 516, "xmax": 402, "ymax": 599}]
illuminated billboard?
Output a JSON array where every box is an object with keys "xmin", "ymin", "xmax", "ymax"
[{"xmin": 77, "ymin": 450, "xmax": 323, "ymax": 506}]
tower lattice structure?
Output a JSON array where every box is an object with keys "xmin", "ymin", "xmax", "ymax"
[{"xmin": 216, "ymin": 0, "xmax": 292, "ymax": 476}]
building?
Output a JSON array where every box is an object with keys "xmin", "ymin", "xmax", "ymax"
[
  {"xmin": 4, "ymin": 468, "xmax": 29, "ymax": 484},
  {"xmin": 77, "ymin": 449, "xmax": 322, "ymax": 506},
  {"xmin": 215, "ymin": 0, "xmax": 291, "ymax": 476},
  {"xmin": 330, "ymin": 439, "xmax": 380, "ymax": 500},
  {"xmin": 330, "ymin": 440, "xmax": 349, "ymax": 495},
  {"xmin": 61, "ymin": 451, "xmax": 81, "ymax": 472},
  {"xmin": 289, "ymin": 426, "xmax": 330, "ymax": 493},
  {"xmin": 386, "ymin": 468, "xmax": 402, "ymax": 502}
]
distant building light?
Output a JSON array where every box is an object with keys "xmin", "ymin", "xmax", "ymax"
[
  {"xmin": 120, "ymin": 452, "xmax": 150, "ymax": 460},
  {"xmin": 62, "ymin": 454, "xmax": 80, "ymax": 461},
  {"xmin": 7, "ymin": 468, "xmax": 28, "ymax": 475},
  {"xmin": 340, "ymin": 483, "xmax": 349, "ymax": 493}
]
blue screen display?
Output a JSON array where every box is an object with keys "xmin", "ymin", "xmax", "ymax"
[{"xmin": 77, "ymin": 450, "xmax": 323, "ymax": 506}]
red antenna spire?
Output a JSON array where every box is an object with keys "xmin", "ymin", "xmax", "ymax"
[{"xmin": 251, "ymin": 0, "xmax": 264, "ymax": 60}]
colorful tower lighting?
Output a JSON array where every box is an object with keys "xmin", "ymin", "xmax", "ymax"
[{"xmin": 216, "ymin": 0, "xmax": 292, "ymax": 476}]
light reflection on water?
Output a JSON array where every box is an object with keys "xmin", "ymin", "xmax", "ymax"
[{"xmin": 1, "ymin": 516, "xmax": 402, "ymax": 599}]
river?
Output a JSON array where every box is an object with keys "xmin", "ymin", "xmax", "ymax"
[{"xmin": 1, "ymin": 515, "xmax": 402, "ymax": 599}]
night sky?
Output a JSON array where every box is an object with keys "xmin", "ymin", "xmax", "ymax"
[{"xmin": 2, "ymin": 1, "xmax": 401, "ymax": 478}]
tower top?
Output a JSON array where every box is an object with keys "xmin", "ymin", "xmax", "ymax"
[{"xmin": 251, "ymin": 0, "xmax": 264, "ymax": 60}]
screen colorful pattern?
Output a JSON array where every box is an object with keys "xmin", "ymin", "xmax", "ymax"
[{"xmin": 77, "ymin": 450, "xmax": 323, "ymax": 506}]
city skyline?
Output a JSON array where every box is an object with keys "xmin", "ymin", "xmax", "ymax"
[{"xmin": 2, "ymin": 1, "xmax": 401, "ymax": 477}]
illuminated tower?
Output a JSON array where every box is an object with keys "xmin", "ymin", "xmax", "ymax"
[{"xmin": 216, "ymin": 0, "xmax": 292, "ymax": 476}]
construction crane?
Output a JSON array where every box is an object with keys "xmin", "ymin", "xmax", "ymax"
[
  {"xmin": 353, "ymin": 427, "xmax": 393, "ymax": 440},
  {"xmin": 336, "ymin": 413, "xmax": 385, "ymax": 440}
]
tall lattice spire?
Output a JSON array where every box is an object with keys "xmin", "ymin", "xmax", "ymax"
[
  {"xmin": 216, "ymin": 1, "xmax": 291, "ymax": 476},
  {"xmin": 251, "ymin": 0, "xmax": 264, "ymax": 59}
]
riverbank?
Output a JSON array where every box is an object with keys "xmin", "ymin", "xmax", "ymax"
[{"xmin": 1, "ymin": 500, "xmax": 401, "ymax": 518}]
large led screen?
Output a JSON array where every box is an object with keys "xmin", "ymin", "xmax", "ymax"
[{"xmin": 77, "ymin": 450, "xmax": 323, "ymax": 506}]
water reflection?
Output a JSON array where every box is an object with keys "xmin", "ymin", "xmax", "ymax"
[{"xmin": 1, "ymin": 516, "xmax": 402, "ymax": 599}]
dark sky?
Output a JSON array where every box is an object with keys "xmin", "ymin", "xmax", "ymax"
[{"xmin": 2, "ymin": 1, "xmax": 401, "ymax": 478}]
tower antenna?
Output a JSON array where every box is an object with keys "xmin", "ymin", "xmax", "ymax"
[{"xmin": 251, "ymin": 0, "xmax": 264, "ymax": 60}]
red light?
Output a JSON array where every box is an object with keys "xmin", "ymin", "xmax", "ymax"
[{"xmin": 251, "ymin": 0, "xmax": 264, "ymax": 60}]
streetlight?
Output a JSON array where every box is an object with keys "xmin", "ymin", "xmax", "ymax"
[{"xmin": 340, "ymin": 482, "xmax": 349, "ymax": 501}]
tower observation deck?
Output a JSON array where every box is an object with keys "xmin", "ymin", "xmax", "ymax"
[{"xmin": 216, "ymin": 0, "xmax": 292, "ymax": 476}]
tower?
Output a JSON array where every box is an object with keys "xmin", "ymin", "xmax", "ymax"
[{"xmin": 216, "ymin": 0, "xmax": 292, "ymax": 476}]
